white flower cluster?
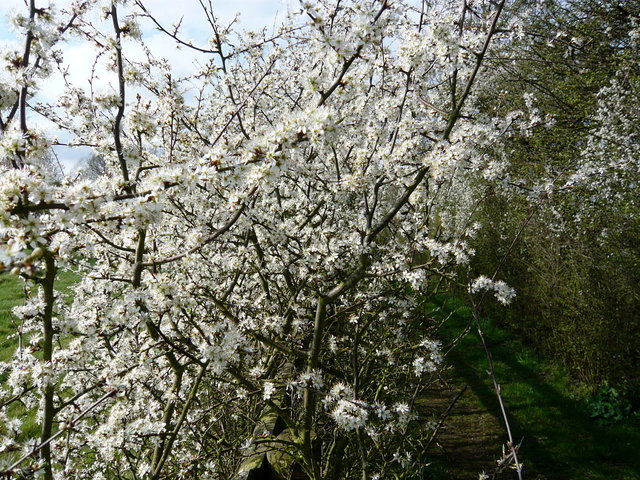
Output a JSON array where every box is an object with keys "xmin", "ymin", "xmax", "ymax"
[
  {"xmin": 263, "ymin": 381, "xmax": 276, "ymax": 400},
  {"xmin": 471, "ymin": 275, "xmax": 516, "ymax": 305},
  {"xmin": 0, "ymin": 0, "xmax": 536, "ymax": 477},
  {"xmin": 413, "ymin": 338, "xmax": 443, "ymax": 377},
  {"xmin": 331, "ymin": 399, "xmax": 369, "ymax": 432}
]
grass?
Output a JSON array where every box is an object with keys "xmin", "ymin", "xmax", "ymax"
[
  {"xmin": 430, "ymin": 294, "xmax": 640, "ymax": 480},
  {"xmin": 0, "ymin": 270, "xmax": 80, "ymax": 459},
  {"xmin": 0, "ymin": 274, "xmax": 27, "ymax": 363},
  {"xmin": 0, "ymin": 271, "xmax": 78, "ymax": 362}
]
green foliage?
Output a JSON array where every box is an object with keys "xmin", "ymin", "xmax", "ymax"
[
  {"xmin": 471, "ymin": 0, "xmax": 640, "ymax": 397},
  {"xmin": 587, "ymin": 382, "xmax": 636, "ymax": 425},
  {"xmin": 474, "ymin": 199, "xmax": 640, "ymax": 392}
]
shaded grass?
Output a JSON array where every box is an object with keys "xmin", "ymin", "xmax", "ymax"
[{"xmin": 431, "ymin": 295, "xmax": 640, "ymax": 480}]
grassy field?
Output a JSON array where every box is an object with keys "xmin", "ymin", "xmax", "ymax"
[
  {"xmin": 0, "ymin": 272, "xmax": 78, "ymax": 362},
  {"xmin": 0, "ymin": 274, "xmax": 26, "ymax": 363},
  {"xmin": 427, "ymin": 295, "xmax": 640, "ymax": 480},
  {"xmin": 0, "ymin": 271, "xmax": 80, "ymax": 450}
]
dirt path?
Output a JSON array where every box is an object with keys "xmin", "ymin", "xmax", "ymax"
[
  {"xmin": 420, "ymin": 296, "xmax": 640, "ymax": 480},
  {"xmin": 420, "ymin": 371, "xmax": 515, "ymax": 480}
]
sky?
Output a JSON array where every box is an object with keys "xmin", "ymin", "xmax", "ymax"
[
  {"xmin": 0, "ymin": 0, "xmax": 295, "ymax": 48},
  {"xmin": 0, "ymin": 0, "xmax": 295, "ymax": 172}
]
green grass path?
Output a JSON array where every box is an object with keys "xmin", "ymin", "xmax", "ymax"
[{"xmin": 431, "ymin": 295, "xmax": 640, "ymax": 480}]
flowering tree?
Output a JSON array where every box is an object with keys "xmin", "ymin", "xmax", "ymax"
[{"xmin": 0, "ymin": 0, "xmax": 525, "ymax": 478}]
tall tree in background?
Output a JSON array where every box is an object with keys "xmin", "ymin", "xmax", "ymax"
[{"xmin": 81, "ymin": 152, "xmax": 107, "ymax": 179}]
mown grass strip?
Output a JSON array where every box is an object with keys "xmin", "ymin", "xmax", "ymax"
[
  {"xmin": 1, "ymin": 271, "xmax": 80, "ymax": 457},
  {"xmin": 432, "ymin": 295, "xmax": 640, "ymax": 480}
]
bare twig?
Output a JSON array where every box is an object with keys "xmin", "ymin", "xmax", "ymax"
[
  {"xmin": 110, "ymin": 2, "xmax": 131, "ymax": 191},
  {"xmin": 423, "ymin": 385, "xmax": 468, "ymax": 453},
  {"xmin": 467, "ymin": 277, "xmax": 524, "ymax": 480}
]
